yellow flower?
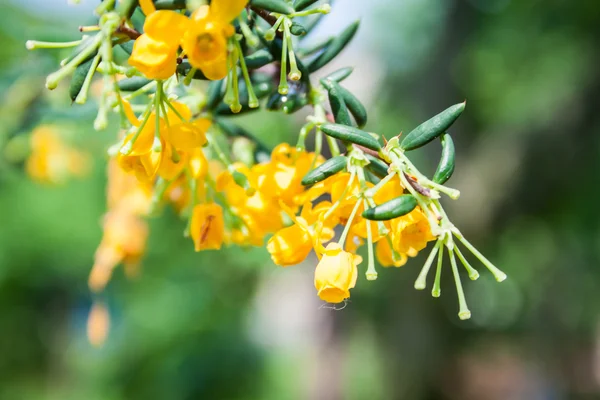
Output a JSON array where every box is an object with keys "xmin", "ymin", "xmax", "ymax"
[
  {"xmin": 376, "ymin": 239, "xmax": 408, "ymax": 268},
  {"xmin": 390, "ymin": 208, "xmax": 436, "ymax": 257},
  {"xmin": 128, "ymin": 1, "xmax": 190, "ymax": 79},
  {"xmin": 87, "ymin": 302, "xmax": 110, "ymax": 347},
  {"xmin": 181, "ymin": 0, "xmax": 249, "ymax": 80},
  {"xmin": 191, "ymin": 203, "xmax": 225, "ymax": 251},
  {"xmin": 267, "ymin": 224, "xmax": 312, "ymax": 266},
  {"xmin": 314, "ymin": 243, "xmax": 361, "ymax": 303},
  {"xmin": 26, "ymin": 125, "xmax": 90, "ymax": 185}
]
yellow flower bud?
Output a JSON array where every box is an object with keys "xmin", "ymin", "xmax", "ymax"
[
  {"xmin": 314, "ymin": 243, "xmax": 360, "ymax": 303},
  {"xmin": 267, "ymin": 224, "xmax": 312, "ymax": 266}
]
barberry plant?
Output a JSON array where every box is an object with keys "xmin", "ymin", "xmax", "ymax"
[{"xmin": 25, "ymin": 0, "xmax": 506, "ymax": 327}]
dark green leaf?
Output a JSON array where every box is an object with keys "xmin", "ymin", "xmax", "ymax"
[
  {"xmin": 301, "ymin": 156, "xmax": 347, "ymax": 185},
  {"xmin": 119, "ymin": 41, "xmax": 134, "ymax": 55},
  {"xmin": 362, "ymin": 195, "xmax": 417, "ymax": 221},
  {"xmin": 176, "ymin": 61, "xmax": 208, "ymax": 80},
  {"xmin": 294, "ymin": 0, "xmax": 320, "ymax": 11},
  {"xmin": 290, "ymin": 22, "xmax": 307, "ymax": 36},
  {"xmin": 117, "ymin": 76, "xmax": 152, "ymax": 91},
  {"xmin": 321, "ymin": 79, "xmax": 352, "ymax": 126},
  {"xmin": 205, "ymin": 80, "xmax": 225, "ymax": 110},
  {"xmin": 69, "ymin": 58, "xmax": 95, "ymax": 102},
  {"xmin": 400, "ymin": 102, "xmax": 466, "ymax": 151},
  {"xmin": 324, "ymin": 67, "xmax": 354, "ymax": 83},
  {"xmin": 432, "ymin": 134, "xmax": 455, "ymax": 184},
  {"xmin": 244, "ymin": 49, "xmax": 274, "ymax": 69},
  {"xmin": 320, "ymin": 123, "xmax": 381, "ymax": 151},
  {"xmin": 337, "ymin": 84, "xmax": 367, "ymax": 128},
  {"xmin": 154, "ymin": 0, "xmax": 187, "ymax": 9},
  {"xmin": 251, "ymin": 0, "xmax": 294, "ymax": 14},
  {"xmin": 298, "ymin": 36, "xmax": 333, "ymax": 57},
  {"xmin": 308, "ymin": 20, "xmax": 360, "ymax": 72},
  {"xmin": 365, "ymin": 154, "xmax": 389, "ymax": 178}
]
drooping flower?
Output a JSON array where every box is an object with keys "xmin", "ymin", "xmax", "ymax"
[
  {"xmin": 128, "ymin": 0, "xmax": 190, "ymax": 79},
  {"xmin": 181, "ymin": 0, "xmax": 249, "ymax": 80},
  {"xmin": 391, "ymin": 208, "xmax": 436, "ymax": 257},
  {"xmin": 375, "ymin": 238, "xmax": 408, "ymax": 268},
  {"xmin": 26, "ymin": 125, "xmax": 90, "ymax": 185},
  {"xmin": 314, "ymin": 242, "xmax": 361, "ymax": 303},
  {"xmin": 190, "ymin": 203, "xmax": 225, "ymax": 251}
]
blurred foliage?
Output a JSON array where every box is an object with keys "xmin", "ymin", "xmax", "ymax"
[{"xmin": 2, "ymin": 0, "xmax": 600, "ymax": 399}]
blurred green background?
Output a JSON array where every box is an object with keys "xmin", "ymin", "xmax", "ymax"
[{"xmin": 2, "ymin": 0, "xmax": 600, "ymax": 399}]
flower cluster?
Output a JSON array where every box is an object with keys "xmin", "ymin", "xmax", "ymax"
[{"xmin": 22, "ymin": 0, "xmax": 507, "ymax": 336}]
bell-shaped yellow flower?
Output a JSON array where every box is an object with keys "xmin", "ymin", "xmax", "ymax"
[
  {"xmin": 314, "ymin": 243, "xmax": 361, "ymax": 303},
  {"xmin": 266, "ymin": 224, "xmax": 312, "ymax": 266},
  {"xmin": 375, "ymin": 239, "xmax": 408, "ymax": 268},
  {"xmin": 390, "ymin": 208, "xmax": 436, "ymax": 257},
  {"xmin": 128, "ymin": 5, "xmax": 190, "ymax": 80},
  {"xmin": 181, "ymin": 0, "xmax": 248, "ymax": 80},
  {"xmin": 26, "ymin": 125, "xmax": 90, "ymax": 185},
  {"xmin": 191, "ymin": 203, "xmax": 225, "ymax": 251}
]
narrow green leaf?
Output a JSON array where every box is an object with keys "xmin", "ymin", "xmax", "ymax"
[
  {"xmin": 154, "ymin": 0, "xmax": 187, "ymax": 9},
  {"xmin": 294, "ymin": 0, "xmax": 320, "ymax": 11},
  {"xmin": 119, "ymin": 41, "xmax": 134, "ymax": 55},
  {"xmin": 117, "ymin": 76, "xmax": 152, "ymax": 91},
  {"xmin": 321, "ymin": 79, "xmax": 352, "ymax": 126},
  {"xmin": 251, "ymin": 0, "xmax": 294, "ymax": 14},
  {"xmin": 290, "ymin": 22, "xmax": 307, "ymax": 36},
  {"xmin": 362, "ymin": 195, "xmax": 418, "ymax": 221},
  {"xmin": 205, "ymin": 79, "xmax": 225, "ymax": 110},
  {"xmin": 176, "ymin": 61, "xmax": 208, "ymax": 80},
  {"xmin": 337, "ymin": 84, "xmax": 367, "ymax": 128},
  {"xmin": 433, "ymin": 134, "xmax": 455, "ymax": 184},
  {"xmin": 308, "ymin": 20, "xmax": 360, "ymax": 72},
  {"xmin": 365, "ymin": 154, "xmax": 389, "ymax": 178},
  {"xmin": 400, "ymin": 102, "xmax": 466, "ymax": 151},
  {"xmin": 320, "ymin": 123, "xmax": 381, "ymax": 151},
  {"xmin": 244, "ymin": 49, "xmax": 274, "ymax": 69},
  {"xmin": 69, "ymin": 58, "xmax": 95, "ymax": 102},
  {"xmin": 301, "ymin": 156, "xmax": 347, "ymax": 185},
  {"xmin": 324, "ymin": 67, "xmax": 354, "ymax": 83},
  {"xmin": 298, "ymin": 36, "xmax": 333, "ymax": 57}
]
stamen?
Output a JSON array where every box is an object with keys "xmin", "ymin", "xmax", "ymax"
[
  {"xmin": 453, "ymin": 229, "xmax": 507, "ymax": 282},
  {"xmin": 454, "ymin": 245, "xmax": 479, "ymax": 280},
  {"xmin": 414, "ymin": 240, "xmax": 440, "ymax": 290},
  {"xmin": 432, "ymin": 237, "xmax": 444, "ymax": 297},
  {"xmin": 364, "ymin": 199, "xmax": 377, "ymax": 280},
  {"xmin": 448, "ymin": 244, "xmax": 471, "ymax": 319}
]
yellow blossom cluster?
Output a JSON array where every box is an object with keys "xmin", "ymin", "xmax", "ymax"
[{"xmin": 129, "ymin": 0, "xmax": 248, "ymax": 80}]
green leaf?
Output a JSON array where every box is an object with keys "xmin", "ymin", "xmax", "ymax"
[
  {"xmin": 290, "ymin": 22, "xmax": 307, "ymax": 36},
  {"xmin": 337, "ymin": 84, "xmax": 367, "ymax": 128},
  {"xmin": 119, "ymin": 41, "xmax": 134, "ymax": 55},
  {"xmin": 362, "ymin": 195, "xmax": 418, "ymax": 221},
  {"xmin": 251, "ymin": 0, "xmax": 294, "ymax": 14},
  {"xmin": 301, "ymin": 156, "xmax": 347, "ymax": 185},
  {"xmin": 69, "ymin": 58, "xmax": 95, "ymax": 102},
  {"xmin": 154, "ymin": 0, "xmax": 187, "ymax": 9},
  {"xmin": 432, "ymin": 133, "xmax": 455, "ymax": 184},
  {"xmin": 205, "ymin": 79, "xmax": 225, "ymax": 110},
  {"xmin": 321, "ymin": 79, "xmax": 352, "ymax": 126},
  {"xmin": 308, "ymin": 20, "xmax": 360, "ymax": 72},
  {"xmin": 294, "ymin": 0, "xmax": 320, "ymax": 11},
  {"xmin": 298, "ymin": 36, "xmax": 333, "ymax": 57},
  {"xmin": 400, "ymin": 101, "xmax": 466, "ymax": 151},
  {"xmin": 320, "ymin": 123, "xmax": 381, "ymax": 151},
  {"xmin": 324, "ymin": 67, "xmax": 354, "ymax": 83},
  {"xmin": 244, "ymin": 49, "xmax": 274, "ymax": 69},
  {"xmin": 364, "ymin": 154, "xmax": 389, "ymax": 178},
  {"xmin": 176, "ymin": 61, "xmax": 208, "ymax": 80},
  {"xmin": 117, "ymin": 76, "xmax": 152, "ymax": 91}
]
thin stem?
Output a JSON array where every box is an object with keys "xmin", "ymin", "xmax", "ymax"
[
  {"xmin": 453, "ymin": 230, "xmax": 507, "ymax": 282},
  {"xmin": 448, "ymin": 243, "xmax": 471, "ymax": 320},
  {"xmin": 235, "ymin": 39, "xmax": 259, "ymax": 108},
  {"xmin": 432, "ymin": 237, "xmax": 445, "ymax": 297},
  {"xmin": 414, "ymin": 241, "xmax": 441, "ymax": 290},
  {"xmin": 278, "ymin": 29, "xmax": 289, "ymax": 94},
  {"xmin": 75, "ymin": 53, "xmax": 101, "ymax": 104},
  {"xmin": 364, "ymin": 199, "xmax": 377, "ymax": 280},
  {"xmin": 454, "ymin": 246, "xmax": 479, "ymax": 280},
  {"xmin": 322, "ymin": 171, "xmax": 355, "ymax": 221},
  {"xmin": 283, "ymin": 19, "xmax": 301, "ymax": 81},
  {"xmin": 338, "ymin": 197, "xmax": 362, "ymax": 249}
]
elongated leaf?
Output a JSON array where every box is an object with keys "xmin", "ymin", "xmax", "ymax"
[
  {"xmin": 176, "ymin": 61, "xmax": 208, "ymax": 80},
  {"xmin": 365, "ymin": 154, "xmax": 389, "ymax": 178},
  {"xmin": 154, "ymin": 0, "xmax": 187, "ymax": 9},
  {"xmin": 117, "ymin": 76, "xmax": 152, "ymax": 91},
  {"xmin": 320, "ymin": 123, "xmax": 381, "ymax": 151},
  {"xmin": 433, "ymin": 134, "xmax": 455, "ymax": 184},
  {"xmin": 321, "ymin": 79, "xmax": 352, "ymax": 126},
  {"xmin": 244, "ymin": 49, "xmax": 274, "ymax": 69},
  {"xmin": 362, "ymin": 195, "xmax": 417, "ymax": 221},
  {"xmin": 251, "ymin": 0, "xmax": 294, "ymax": 14},
  {"xmin": 301, "ymin": 156, "xmax": 347, "ymax": 185},
  {"xmin": 400, "ymin": 102, "xmax": 466, "ymax": 151},
  {"xmin": 119, "ymin": 41, "xmax": 134, "ymax": 55},
  {"xmin": 308, "ymin": 20, "xmax": 360, "ymax": 72},
  {"xmin": 337, "ymin": 84, "xmax": 367, "ymax": 128},
  {"xmin": 324, "ymin": 67, "xmax": 354, "ymax": 83},
  {"xmin": 69, "ymin": 58, "xmax": 95, "ymax": 102},
  {"xmin": 294, "ymin": 0, "xmax": 320, "ymax": 11},
  {"xmin": 205, "ymin": 79, "xmax": 225, "ymax": 110},
  {"xmin": 290, "ymin": 22, "xmax": 307, "ymax": 36}
]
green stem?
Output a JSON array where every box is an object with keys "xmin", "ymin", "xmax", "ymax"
[
  {"xmin": 448, "ymin": 242, "xmax": 471, "ymax": 320},
  {"xmin": 414, "ymin": 241, "xmax": 441, "ymax": 290}
]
